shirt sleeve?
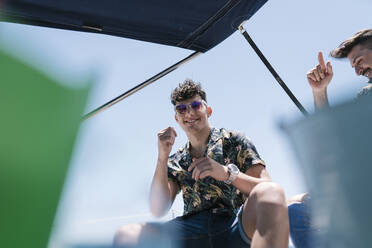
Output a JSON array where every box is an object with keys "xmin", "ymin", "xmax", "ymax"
[{"xmin": 230, "ymin": 131, "xmax": 266, "ymax": 173}]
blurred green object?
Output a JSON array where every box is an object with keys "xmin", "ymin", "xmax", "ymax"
[{"xmin": 0, "ymin": 50, "xmax": 91, "ymax": 247}]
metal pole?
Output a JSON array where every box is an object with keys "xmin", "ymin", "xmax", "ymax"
[
  {"xmin": 238, "ymin": 25, "xmax": 308, "ymax": 116},
  {"xmin": 82, "ymin": 51, "xmax": 202, "ymax": 121}
]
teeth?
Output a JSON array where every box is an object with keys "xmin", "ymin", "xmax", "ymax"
[{"xmin": 186, "ymin": 119, "xmax": 197, "ymax": 123}]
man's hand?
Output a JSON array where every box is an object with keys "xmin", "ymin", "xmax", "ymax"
[
  {"xmin": 307, "ymin": 51, "xmax": 333, "ymax": 92},
  {"xmin": 188, "ymin": 157, "xmax": 229, "ymax": 182},
  {"xmin": 157, "ymin": 127, "xmax": 177, "ymax": 160}
]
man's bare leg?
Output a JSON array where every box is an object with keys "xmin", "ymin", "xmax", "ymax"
[{"xmin": 241, "ymin": 182, "xmax": 289, "ymax": 248}]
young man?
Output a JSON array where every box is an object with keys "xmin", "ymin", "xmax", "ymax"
[
  {"xmin": 114, "ymin": 80, "xmax": 289, "ymax": 248},
  {"xmin": 306, "ymin": 29, "xmax": 372, "ymax": 110}
]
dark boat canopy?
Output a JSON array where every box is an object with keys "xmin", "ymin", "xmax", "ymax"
[{"xmin": 0, "ymin": 0, "xmax": 267, "ymax": 52}]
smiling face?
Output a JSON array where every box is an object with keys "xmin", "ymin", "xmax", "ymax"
[
  {"xmin": 348, "ymin": 44, "xmax": 372, "ymax": 79},
  {"xmin": 174, "ymin": 95, "xmax": 211, "ymax": 134}
]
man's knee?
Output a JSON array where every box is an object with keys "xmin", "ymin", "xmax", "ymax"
[
  {"xmin": 113, "ymin": 223, "xmax": 143, "ymax": 247},
  {"xmin": 249, "ymin": 182, "xmax": 287, "ymax": 209},
  {"xmin": 241, "ymin": 182, "xmax": 289, "ymax": 243}
]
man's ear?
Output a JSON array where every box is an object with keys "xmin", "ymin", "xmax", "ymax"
[
  {"xmin": 175, "ymin": 114, "xmax": 179, "ymax": 122},
  {"xmin": 207, "ymin": 106, "xmax": 212, "ymax": 117}
]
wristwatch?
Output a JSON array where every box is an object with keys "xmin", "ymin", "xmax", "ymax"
[{"xmin": 224, "ymin": 163, "xmax": 240, "ymax": 184}]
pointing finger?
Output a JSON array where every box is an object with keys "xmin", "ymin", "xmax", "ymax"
[{"xmin": 318, "ymin": 51, "xmax": 326, "ymax": 72}]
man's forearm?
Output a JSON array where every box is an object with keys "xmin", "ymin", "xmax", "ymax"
[
  {"xmin": 232, "ymin": 172, "xmax": 271, "ymax": 195},
  {"xmin": 313, "ymin": 88, "xmax": 330, "ymax": 110},
  {"xmin": 149, "ymin": 157, "xmax": 172, "ymax": 217}
]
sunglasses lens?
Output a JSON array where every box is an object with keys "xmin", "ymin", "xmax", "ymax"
[
  {"xmin": 191, "ymin": 101, "xmax": 202, "ymax": 110},
  {"xmin": 176, "ymin": 104, "xmax": 187, "ymax": 113}
]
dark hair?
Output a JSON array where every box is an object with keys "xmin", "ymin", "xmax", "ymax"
[
  {"xmin": 330, "ymin": 29, "xmax": 372, "ymax": 58},
  {"xmin": 171, "ymin": 79, "xmax": 207, "ymax": 105}
]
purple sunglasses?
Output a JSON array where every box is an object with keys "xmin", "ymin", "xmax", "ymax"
[{"xmin": 175, "ymin": 100, "xmax": 207, "ymax": 114}]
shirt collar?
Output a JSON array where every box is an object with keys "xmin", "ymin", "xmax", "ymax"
[
  {"xmin": 207, "ymin": 127, "xmax": 224, "ymax": 147},
  {"xmin": 179, "ymin": 127, "xmax": 224, "ymax": 157}
]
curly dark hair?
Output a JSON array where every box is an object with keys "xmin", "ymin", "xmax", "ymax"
[
  {"xmin": 330, "ymin": 29, "xmax": 372, "ymax": 58},
  {"xmin": 171, "ymin": 79, "xmax": 207, "ymax": 105}
]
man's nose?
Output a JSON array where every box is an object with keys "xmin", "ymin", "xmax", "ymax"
[
  {"xmin": 184, "ymin": 107, "xmax": 196, "ymax": 116},
  {"xmin": 184, "ymin": 108, "xmax": 192, "ymax": 116}
]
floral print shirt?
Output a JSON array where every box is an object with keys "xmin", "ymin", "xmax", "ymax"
[{"xmin": 167, "ymin": 127, "xmax": 265, "ymax": 216}]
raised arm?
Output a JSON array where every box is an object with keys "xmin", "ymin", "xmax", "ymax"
[
  {"xmin": 149, "ymin": 127, "xmax": 180, "ymax": 217},
  {"xmin": 306, "ymin": 51, "xmax": 333, "ymax": 110}
]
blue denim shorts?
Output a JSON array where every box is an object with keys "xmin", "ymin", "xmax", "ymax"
[
  {"xmin": 137, "ymin": 208, "xmax": 251, "ymax": 248},
  {"xmin": 288, "ymin": 199, "xmax": 319, "ymax": 248}
]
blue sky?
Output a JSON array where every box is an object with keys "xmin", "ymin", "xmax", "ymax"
[{"xmin": 0, "ymin": 0, "xmax": 371, "ymax": 246}]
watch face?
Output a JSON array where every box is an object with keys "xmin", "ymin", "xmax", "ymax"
[{"xmin": 228, "ymin": 164, "xmax": 239, "ymax": 174}]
